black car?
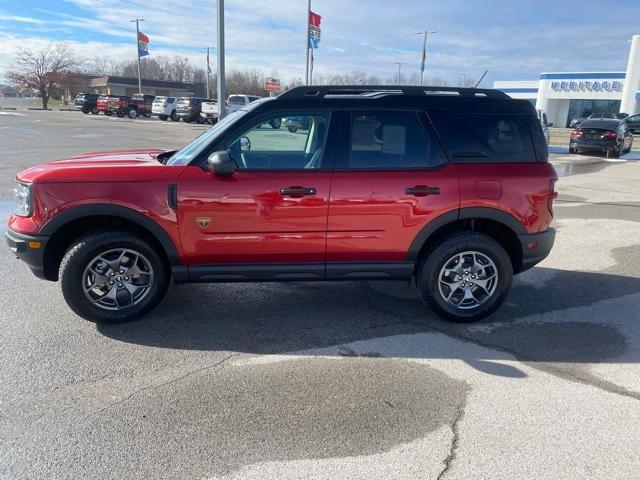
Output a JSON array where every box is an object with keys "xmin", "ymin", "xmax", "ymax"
[
  {"xmin": 175, "ymin": 97, "xmax": 211, "ymax": 123},
  {"xmin": 73, "ymin": 93, "xmax": 100, "ymax": 114},
  {"xmin": 569, "ymin": 117, "xmax": 585, "ymax": 128},
  {"xmin": 570, "ymin": 119, "xmax": 633, "ymax": 157},
  {"xmin": 624, "ymin": 114, "xmax": 640, "ymax": 134}
]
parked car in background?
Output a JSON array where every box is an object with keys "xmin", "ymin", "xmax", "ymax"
[
  {"xmin": 74, "ymin": 93, "xmax": 100, "ymax": 114},
  {"xmin": 282, "ymin": 116, "xmax": 310, "ymax": 133},
  {"xmin": 96, "ymin": 95, "xmax": 119, "ymax": 116},
  {"xmin": 536, "ymin": 109, "xmax": 552, "ymax": 144},
  {"xmin": 226, "ymin": 94, "xmax": 262, "ymax": 113},
  {"xmin": 106, "ymin": 96, "xmax": 131, "ymax": 118},
  {"xmin": 175, "ymin": 97, "xmax": 212, "ymax": 123},
  {"xmin": 200, "ymin": 100, "xmax": 219, "ymax": 124},
  {"xmin": 151, "ymin": 96, "xmax": 179, "ymax": 121},
  {"xmin": 125, "ymin": 94, "xmax": 154, "ymax": 119},
  {"xmin": 570, "ymin": 118, "xmax": 633, "ymax": 156},
  {"xmin": 624, "ymin": 114, "xmax": 640, "ymax": 134}
]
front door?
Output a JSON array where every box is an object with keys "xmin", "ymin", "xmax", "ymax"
[
  {"xmin": 326, "ymin": 110, "xmax": 460, "ymax": 277},
  {"xmin": 177, "ymin": 111, "xmax": 334, "ymax": 277}
]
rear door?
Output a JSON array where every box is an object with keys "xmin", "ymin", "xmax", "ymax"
[{"xmin": 326, "ymin": 110, "xmax": 460, "ymax": 276}]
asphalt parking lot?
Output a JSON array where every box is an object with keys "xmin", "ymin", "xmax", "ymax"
[{"xmin": 1, "ymin": 108, "xmax": 639, "ymax": 479}]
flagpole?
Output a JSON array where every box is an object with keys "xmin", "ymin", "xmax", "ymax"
[
  {"xmin": 131, "ymin": 18, "xmax": 145, "ymax": 94},
  {"xmin": 420, "ymin": 31, "xmax": 427, "ymax": 86},
  {"xmin": 217, "ymin": 0, "xmax": 226, "ymax": 118},
  {"xmin": 206, "ymin": 46, "xmax": 211, "ymax": 98},
  {"xmin": 305, "ymin": 0, "xmax": 311, "ymax": 84}
]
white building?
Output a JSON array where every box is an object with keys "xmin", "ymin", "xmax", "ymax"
[{"xmin": 494, "ymin": 35, "xmax": 640, "ymax": 127}]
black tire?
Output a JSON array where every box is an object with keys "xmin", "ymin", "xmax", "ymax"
[
  {"xmin": 568, "ymin": 146, "xmax": 576, "ymax": 154},
  {"xmin": 270, "ymin": 118, "xmax": 281, "ymax": 129},
  {"xmin": 170, "ymin": 111, "xmax": 178, "ymax": 121},
  {"xmin": 288, "ymin": 126, "xmax": 298, "ymax": 133},
  {"xmin": 105, "ymin": 111, "xmax": 113, "ymax": 116},
  {"xmin": 416, "ymin": 233, "xmax": 513, "ymax": 323},
  {"xmin": 143, "ymin": 112, "xmax": 151, "ymax": 118},
  {"xmin": 611, "ymin": 144, "xmax": 623, "ymax": 158},
  {"xmin": 82, "ymin": 107, "xmax": 90, "ymax": 114},
  {"xmin": 116, "ymin": 111, "xmax": 125, "ymax": 118},
  {"xmin": 60, "ymin": 231, "xmax": 169, "ymax": 324},
  {"xmin": 128, "ymin": 108, "xmax": 138, "ymax": 119},
  {"xmin": 91, "ymin": 107, "xmax": 99, "ymax": 115},
  {"xmin": 159, "ymin": 115, "xmax": 168, "ymax": 121}
]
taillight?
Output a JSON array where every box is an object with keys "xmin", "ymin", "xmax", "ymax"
[
  {"xmin": 603, "ymin": 130, "xmax": 618, "ymax": 139},
  {"xmin": 571, "ymin": 129, "xmax": 582, "ymax": 138}
]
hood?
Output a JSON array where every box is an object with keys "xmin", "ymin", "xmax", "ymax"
[{"xmin": 17, "ymin": 149, "xmax": 172, "ymax": 183}]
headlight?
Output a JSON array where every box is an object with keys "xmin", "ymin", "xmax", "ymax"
[{"xmin": 14, "ymin": 182, "xmax": 32, "ymax": 217}]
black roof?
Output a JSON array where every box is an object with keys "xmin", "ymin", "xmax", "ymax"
[
  {"xmin": 270, "ymin": 85, "xmax": 536, "ymax": 115},
  {"xmin": 579, "ymin": 119, "xmax": 622, "ymax": 129}
]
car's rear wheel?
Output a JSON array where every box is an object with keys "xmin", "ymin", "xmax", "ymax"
[
  {"xmin": 60, "ymin": 231, "xmax": 169, "ymax": 323},
  {"xmin": 170, "ymin": 111, "xmax": 178, "ymax": 121},
  {"xmin": 270, "ymin": 118, "xmax": 281, "ymax": 129},
  {"xmin": 91, "ymin": 107, "xmax": 99, "ymax": 114},
  {"xmin": 288, "ymin": 126, "xmax": 298, "ymax": 133},
  {"xmin": 81, "ymin": 107, "xmax": 90, "ymax": 114},
  {"xmin": 159, "ymin": 114, "xmax": 168, "ymax": 121},
  {"xmin": 416, "ymin": 233, "xmax": 513, "ymax": 322},
  {"xmin": 128, "ymin": 108, "xmax": 138, "ymax": 119}
]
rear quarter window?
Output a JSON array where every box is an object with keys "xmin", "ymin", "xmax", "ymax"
[{"xmin": 428, "ymin": 111, "xmax": 538, "ymax": 163}]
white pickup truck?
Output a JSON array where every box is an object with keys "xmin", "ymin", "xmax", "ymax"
[{"xmin": 200, "ymin": 101, "xmax": 219, "ymax": 125}]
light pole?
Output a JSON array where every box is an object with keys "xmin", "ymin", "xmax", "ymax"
[
  {"xmin": 394, "ymin": 62, "xmax": 405, "ymax": 86},
  {"xmin": 217, "ymin": 0, "xmax": 226, "ymax": 118},
  {"xmin": 412, "ymin": 30, "xmax": 437, "ymax": 86},
  {"xmin": 130, "ymin": 18, "xmax": 145, "ymax": 94},
  {"xmin": 204, "ymin": 46, "xmax": 213, "ymax": 99}
]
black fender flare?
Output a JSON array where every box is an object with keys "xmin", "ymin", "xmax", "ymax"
[
  {"xmin": 406, "ymin": 207, "xmax": 526, "ymax": 261},
  {"xmin": 39, "ymin": 204, "xmax": 181, "ymax": 265}
]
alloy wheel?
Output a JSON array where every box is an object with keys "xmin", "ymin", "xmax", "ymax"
[
  {"xmin": 438, "ymin": 251, "xmax": 498, "ymax": 310},
  {"xmin": 82, "ymin": 248, "xmax": 154, "ymax": 311}
]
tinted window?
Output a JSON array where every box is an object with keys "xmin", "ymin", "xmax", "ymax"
[
  {"xmin": 343, "ymin": 111, "xmax": 446, "ymax": 169},
  {"xmin": 228, "ymin": 96, "xmax": 245, "ymax": 105},
  {"xmin": 227, "ymin": 112, "xmax": 330, "ymax": 170},
  {"xmin": 429, "ymin": 111, "xmax": 537, "ymax": 163},
  {"xmin": 580, "ymin": 120, "xmax": 621, "ymax": 130}
]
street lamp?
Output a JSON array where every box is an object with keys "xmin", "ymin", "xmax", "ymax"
[
  {"xmin": 412, "ymin": 30, "xmax": 437, "ymax": 86},
  {"xmin": 394, "ymin": 62, "xmax": 405, "ymax": 86}
]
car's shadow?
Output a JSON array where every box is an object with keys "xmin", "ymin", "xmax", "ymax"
[{"xmin": 98, "ymin": 267, "xmax": 640, "ymax": 370}]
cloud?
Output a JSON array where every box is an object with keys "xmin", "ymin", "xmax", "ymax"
[{"xmin": 1, "ymin": 0, "xmax": 640, "ymax": 85}]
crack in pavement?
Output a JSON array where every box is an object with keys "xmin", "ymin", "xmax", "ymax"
[
  {"xmin": 86, "ymin": 352, "xmax": 243, "ymax": 420},
  {"xmin": 437, "ymin": 405, "xmax": 465, "ymax": 480}
]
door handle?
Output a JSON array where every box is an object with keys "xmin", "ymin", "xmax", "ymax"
[
  {"xmin": 280, "ymin": 187, "xmax": 317, "ymax": 197},
  {"xmin": 405, "ymin": 185, "xmax": 440, "ymax": 196}
]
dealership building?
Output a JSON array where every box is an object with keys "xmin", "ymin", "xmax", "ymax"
[{"xmin": 494, "ymin": 35, "xmax": 640, "ymax": 127}]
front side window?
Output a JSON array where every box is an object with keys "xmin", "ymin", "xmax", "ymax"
[
  {"xmin": 344, "ymin": 111, "xmax": 446, "ymax": 169},
  {"xmin": 227, "ymin": 112, "xmax": 330, "ymax": 170}
]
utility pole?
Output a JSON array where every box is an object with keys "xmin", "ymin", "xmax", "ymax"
[
  {"xmin": 413, "ymin": 30, "xmax": 437, "ymax": 86},
  {"xmin": 130, "ymin": 18, "xmax": 145, "ymax": 94},
  {"xmin": 394, "ymin": 62, "xmax": 405, "ymax": 86},
  {"xmin": 204, "ymin": 46, "xmax": 213, "ymax": 98},
  {"xmin": 217, "ymin": 0, "xmax": 226, "ymax": 118},
  {"xmin": 460, "ymin": 73, "xmax": 470, "ymax": 87},
  {"xmin": 305, "ymin": 0, "xmax": 311, "ymax": 84}
]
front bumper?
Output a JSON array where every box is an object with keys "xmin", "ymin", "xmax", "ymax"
[
  {"xmin": 517, "ymin": 228, "xmax": 556, "ymax": 273},
  {"xmin": 5, "ymin": 229, "xmax": 49, "ymax": 280}
]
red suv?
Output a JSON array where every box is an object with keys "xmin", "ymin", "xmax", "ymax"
[{"xmin": 6, "ymin": 86, "xmax": 557, "ymax": 324}]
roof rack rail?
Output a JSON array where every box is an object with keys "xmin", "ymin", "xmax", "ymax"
[{"xmin": 278, "ymin": 85, "xmax": 509, "ymax": 100}]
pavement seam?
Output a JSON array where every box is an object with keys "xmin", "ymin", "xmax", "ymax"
[{"xmin": 437, "ymin": 406, "xmax": 465, "ymax": 480}]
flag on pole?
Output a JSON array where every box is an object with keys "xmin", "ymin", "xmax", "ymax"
[
  {"xmin": 138, "ymin": 31, "xmax": 150, "ymax": 57},
  {"xmin": 309, "ymin": 11, "xmax": 322, "ymax": 49}
]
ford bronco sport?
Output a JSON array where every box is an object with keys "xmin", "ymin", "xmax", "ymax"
[{"xmin": 6, "ymin": 85, "xmax": 557, "ymax": 324}]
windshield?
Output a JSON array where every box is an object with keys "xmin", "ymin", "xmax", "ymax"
[
  {"xmin": 228, "ymin": 96, "xmax": 245, "ymax": 105},
  {"xmin": 167, "ymin": 99, "xmax": 271, "ymax": 166}
]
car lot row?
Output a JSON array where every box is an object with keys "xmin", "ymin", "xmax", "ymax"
[{"xmin": 73, "ymin": 92, "xmax": 263, "ymax": 124}]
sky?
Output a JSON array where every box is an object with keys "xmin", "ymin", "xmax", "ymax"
[{"xmin": 1, "ymin": 0, "xmax": 639, "ymax": 87}]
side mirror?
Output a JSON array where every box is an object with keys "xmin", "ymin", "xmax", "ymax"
[
  {"xmin": 207, "ymin": 150, "xmax": 235, "ymax": 176},
  {"xmin": 240, "ymin": 136, "xmax": 251, "ymax": 152},
  {"xmin": 548, "ymin": 122, "xmax": 554, "ymax": 127}
]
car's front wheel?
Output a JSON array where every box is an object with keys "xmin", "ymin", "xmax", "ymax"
[
  {"xmin": 416, "ymin": 233, "xmax": 513, "ymax": 322},
  {"xmin": 128, "ymin": 108, "xmax": 138, "ymax": 119},
  {"xmin": 170, "ymin": 111, "xmax": 178, "ymax": 121},
  {"xmin": 159, "ymin": 114, "xmax": 168, "ymax": 121},
  {"xmin": 60, "ymin": 231, "xmax": 169, "ymax": 323}
]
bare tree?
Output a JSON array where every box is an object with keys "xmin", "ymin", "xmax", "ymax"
[
  {"xmin": 426, "ymin": 76, "xmax": 448, "ymax": 87},
  {"xmin": 457, "ymin": 76, "xmax": 476, "ymax": 88},
  {"xmin": 92, "ymin": 56, "xmax": 123, "ymax": 76},
  {"xmin": 6, "ymin": 43, "xmax": 83, "ymax": 109}
]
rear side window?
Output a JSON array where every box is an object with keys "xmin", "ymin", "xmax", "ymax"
[
  {"xmin": 341, "ymin": 111, "xmax": 447, "ymax": 169},
  {"xmin": 428, "ymin": 111, "xmax": 537, "ymax": 163}
]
